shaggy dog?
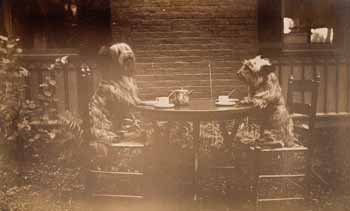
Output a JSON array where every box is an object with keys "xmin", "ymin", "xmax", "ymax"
[
  {"xmin": 90, "ymin": 43, "xmax": 141, "ymax": 158},
  {"xmin": 236, "ymin": 55, "xmax": 296, "ymax": 147}
]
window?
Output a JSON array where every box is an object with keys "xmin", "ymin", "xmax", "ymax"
[
  {"xmin": 12, "ymin": 0, "xmax": 80, "ymax": 49},
  {"xmin": 1, "ymin": 0, "xmax": 111, "ymax": 54},
  {"xmin": 282, "ymin": 0, "xmax": 338, "ymax": 48},
  {"xmin": 258, "ymin": 0, "xmax": 346, "ymax": 55}
]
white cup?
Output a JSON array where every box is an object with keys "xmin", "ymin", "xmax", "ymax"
[
  {"xmin": 156, "ymin": 97, "xmax": 170, "ymax": 105},
  {"xmin": 218, "ymin": 95, "xmax": 230, "ymax": 102}
]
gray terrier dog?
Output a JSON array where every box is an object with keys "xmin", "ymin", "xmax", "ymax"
[{"xmin": 236, "ymin": 55, "xmax": 296, "ymax": 147}]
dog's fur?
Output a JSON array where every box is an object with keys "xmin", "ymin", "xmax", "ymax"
[
  {"xmin": 98, "ymin": 43, "xmax": 136, "ymax": 77},
  {"xmin": 236, "ymin": 55, "xmax": 296, "ymax": 147},
  {"xmin": 90, "ymin": 43, "xmax": 140, "ymax": 158}
]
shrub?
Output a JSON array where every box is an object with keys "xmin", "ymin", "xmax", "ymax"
[{"xmin": 0, "ymin": 35, "xmax": 89, "ymax": 210}]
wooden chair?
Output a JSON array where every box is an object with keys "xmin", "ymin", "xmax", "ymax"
[
  {"xmin": 87, "ymin": 139, "xmax": 147, "ymax": 200},
  {"xmin": 251, "ymin": 73, "xmax": 320, "ymax": 211}
]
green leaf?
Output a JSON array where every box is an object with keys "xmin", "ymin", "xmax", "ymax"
[
  {"xmin": 0, "ymin": 47, "xmax": 7, "ymax": 53},
  {"xmin": 43, "ymin": 90, "xmax": 52, "ymax": 97},
  {"xmin": 40, "ymin": 83, "xmax": 49, "ymax": 87},
  {"xmin": 6, "ymin": 43, "xmax": 16, "ymax": 49},
  {"xmin": 48, "ymin": 132, "xmax": 56, "ymax": 139},
  {"xmin": 2, "ymin": 58, "xmax": 10, "ymax": 64},
  {"xmin": 0, "ymin": 35, "xmax": 8, "ymax": 41},
  {"xmin": 48, "ymin": 79, "xmax": 56, "ymax": 86}
]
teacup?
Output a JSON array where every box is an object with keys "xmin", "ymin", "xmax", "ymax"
[
  {"xmin": 156, "ymin": 97, "xmax": 170, "ymax": 105},
  {"xmin": 217, "ymin": 95, "xmax": 230, "ymax": 102}
]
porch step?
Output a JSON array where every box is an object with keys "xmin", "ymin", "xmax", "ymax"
[
  {"xmin": 92, "ymin": 193, "xmax": 144, "ymax": 199},
  {"xmin": 110, "ymin": 141, "xmax": 145, "ymax": 148},
  {"xmin": 210, "ymin": 165, "xmax": 236, "ymax": 170},
  {"xmin": 90, "ymin": 170, "xmax": 143, "ymax": 176},
  {"xmin": 259, "ymin": 174, "xmax": 305, "ymax": 179},
  {"xmin": 257, "ymin": 196, "xmax": 304, "ymax": 203},
  {"xmin": 258, "ymin": 146, "xmax": 308, "ymax": 152}
]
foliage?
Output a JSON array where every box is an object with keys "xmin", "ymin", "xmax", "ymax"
[
  {"xmin": 0, "ymin": 35, "xmax": 89, "ymax": 210},
  {"xmin": 0, "ymin": 34, "xmax": 347, "ymax": 210},
  {"xmin": 0, "ymin": 36, "xmax": 64, "ymax": 161},
  {"xmin": 0, "ymin": 36, "xmax": 27, "ymax": 158}
]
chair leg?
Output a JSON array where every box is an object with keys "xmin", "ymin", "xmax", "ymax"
[
  {"xmin": 87, "ymin": 144, "xmax": 147, "ymax": 200},
  {"xmin": 252, "ymin": 147, "xmax": 260, "ymax": 211},
  {"xmin": 86, "ymin": 165, "xmax": 97, "ymax": 198},
  {"xmin": 305, "ymin": 146, "xmax": 313, "ymax": 210}
]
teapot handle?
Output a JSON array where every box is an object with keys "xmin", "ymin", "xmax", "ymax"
[
  {"xmin": 168, "ymin": 90, "xmax": 176, "ymax": 98},
  {"xmin": 188, "ymin": 90, "xmax": 194, "ymax": 95}
]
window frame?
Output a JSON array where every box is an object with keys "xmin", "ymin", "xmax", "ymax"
[
  {"xmin": 257, "ymin": 0, "xmax": 348, "ymax": 55},
  {"xmin": 1, "ymin": 0, "xmax": 112, "ymax": 57},
  {"xmin": 281, "ymin": 0, "xmax": 341, "ymax": 54}
]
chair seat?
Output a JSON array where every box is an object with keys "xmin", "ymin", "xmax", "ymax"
[
  {"xmin": 257, "ymin": 196, "xmax": 304, "ymax": 203},
  {"xmin": 90, "ymin": 170, "xmax": 143, "ymax": 176},
  {"xmin": 251, "ymin": 145, "xmax": 308, "ymax": 152},
  {"xmin": 92, "ymin": 193, "xmax": 144, "ymax": 199},
  {"xmin": 291, "ymin": 113, "xmax": 309, "ymax": 120},
  {"xmin": 260, "ymin": 145, "xmax": 308, "ymax": 152},
  {"xmin": 258, "ymin": 174, "xmax": 306, "ymax": 179},
  {"xmin": 110, "ymin": 141, "xmax": 145, "ymax": 148},
  {"xmin": 88, "ymin": 140, "xmax": 146, "ymax": 199}
]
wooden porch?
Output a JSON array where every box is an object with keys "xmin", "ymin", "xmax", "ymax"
[{"xmin": 20, "ymin": 51, "xmax": 350, "ymax": 128}]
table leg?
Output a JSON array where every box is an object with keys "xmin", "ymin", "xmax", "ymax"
[
  {"xmin": 193, "ymin": 120, "xmax": 200, "ymax": 201},
  {"xmin": 220, "ymin": 117, "xmax": 245, "ymax": 149}
]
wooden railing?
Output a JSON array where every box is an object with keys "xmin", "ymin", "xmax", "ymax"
[
  {"xmin": 274, "ymin": 54, "xmax": 350, "ymax": 114},
  {"xmin": 21, "ymin": 51, "xmax": 350, "ymax": 127},
  {"xmin": 273, "ymin": 53, "xmax": 350, "ymax": 127},
  {"xmin": 20, "ymin": 51, "xmax": 95, "ymax": 118}
]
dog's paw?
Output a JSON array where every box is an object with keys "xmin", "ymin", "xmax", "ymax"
[
  {"xmin": 239, "ymin": 97, "xmax": 253, "ymax": 105},
  {"xmin": 252, "ymin": 98, "xmax": 268, "ymax": 109}
]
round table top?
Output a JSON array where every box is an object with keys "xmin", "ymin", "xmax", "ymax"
[{"xmin": 136, "ymin": 99, "xmax": 255, "ymax": 121}]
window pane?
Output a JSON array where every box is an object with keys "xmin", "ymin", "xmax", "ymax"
[
  {"xmin": 310, "ymin": 27, "xmax": 333, "ymax": 43},
  {"xmin": 283, "ymin": 0, "xmax": 337, "ymax": 46},
  {"xmin": 11, "ymin": 0, "xmax": 111, "ymax": 50}
]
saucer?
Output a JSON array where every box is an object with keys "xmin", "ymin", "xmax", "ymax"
[
  {"xmin": 215, "ymin": 101, "xmax": 236, "ymax": 106},
  {"xmin": 153, "ymin": 103, "xmax": 175, "ymax": 108},
  {"xmin": 216, "ymin": 98, "xmax": 238, "ymax": 103},
  {"xmin": 141, "ymin": 100, "xmax": 157, "ymax": 106}
]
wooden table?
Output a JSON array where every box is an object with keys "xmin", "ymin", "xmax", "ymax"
[{"xmin": 136, "ymin": 99, "xmax": 255, "ymax": 201}]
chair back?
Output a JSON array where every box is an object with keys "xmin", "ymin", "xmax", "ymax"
[{"xmin": 286, "ymin": 73, "xmax": 320, "ymax": 138}]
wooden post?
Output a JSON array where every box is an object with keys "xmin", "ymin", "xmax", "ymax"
[{"xmin": 2, "ymin": 0, "xmax": 13, "ymax": 37}]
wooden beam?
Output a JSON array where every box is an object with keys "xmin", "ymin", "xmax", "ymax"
[
  {"xmin": 2, "ymin": 0, "xmax": 13, "ymax": 37},
  {"xmin": 293, "ymin": 113, "xmax": 350, "ymax": 128}
]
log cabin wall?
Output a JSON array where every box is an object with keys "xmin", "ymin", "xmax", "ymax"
[{"xmin": 110, "ymin": 0, "xmax": 258, "ymax": 99}]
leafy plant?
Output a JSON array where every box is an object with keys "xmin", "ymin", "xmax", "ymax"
[
  {"xmin": 0, "ymin": 35, "xmax": 88, "ymax": 209},
  {"xmin": 0, "ymin": 35, "xmax": 28, "ymax": 159}
]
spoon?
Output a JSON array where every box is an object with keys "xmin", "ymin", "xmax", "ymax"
[{"xmin": 228, "ymin": 89, "xmax": 237, "ymax": 97}]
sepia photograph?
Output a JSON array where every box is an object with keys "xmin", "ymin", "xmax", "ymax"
[{"xmin": 0, "ymin": 0, "xmax": 350, "ymax": 210}]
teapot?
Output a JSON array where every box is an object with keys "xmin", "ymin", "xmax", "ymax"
[{"xmin": 169, "ymin": 88, "xmax": 193, "ymax": 106}]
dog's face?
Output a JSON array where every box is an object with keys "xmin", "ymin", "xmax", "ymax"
[
  {"xmin": 110, "ymin": 43, "xmax": 136, "ymax": 75},
  {"xmin": 99, "ymin": 43, "xmax": 136, "ymax": 76},
  {"xmin": 236, "ymin": 55, "xmax": 272, "ymax": 88}
]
